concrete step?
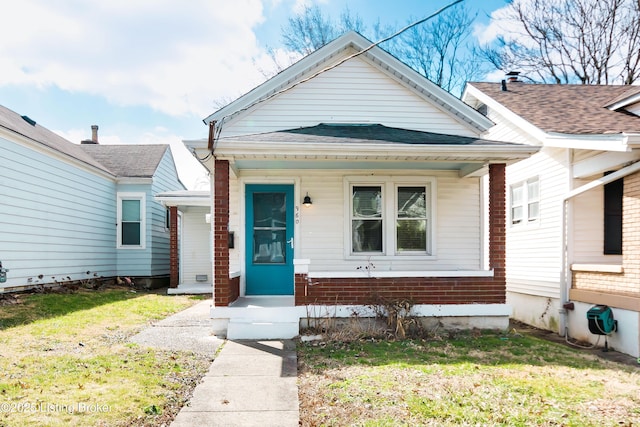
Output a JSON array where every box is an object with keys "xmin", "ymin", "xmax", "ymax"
[{"xmin": 227, "ymin": 319, "xmax": 299, "ymax": 340}]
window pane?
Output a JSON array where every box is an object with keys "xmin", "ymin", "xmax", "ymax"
[
  {"xmin": 512, "ymin": 206, "xmax": 523, "ymax": 224},
  {"xmin": 253, "ymin": 193, "xmax": 286, "ymax": 228},
  {"xmin": 122, "ymin": 223, "xmax": 141, "ymax": 245},
  {"xmin": 122, "ymin": 200, "xmax": 140, "ymax": 221},
  {"xmin": 353, "ymin": 186, "xmax": 382, "ymax": 218},
  {"xmin": 528, "ymin": 202, "xmax": 539, "ymax": 220},
  {"xmin": 528, "ymin": 179, "xmax": 539, "ymax": 200},
  {"xmin": 511, "ymin": 185, "xmax": 523, "ymax": 205},
  {"xmin": 352, "ymin": 219, "xmax": 382, "ymax": 252},
  {"xmin": 397, "ymin": 219, "xmax": 426, "ymax": 251},
  {"xmin": 253, "ymin": 230, "xmax": 286, "ymax": 264},
  {"xmin": 398, "ymin": 187, "xmax": 426, "ymax": 218}
]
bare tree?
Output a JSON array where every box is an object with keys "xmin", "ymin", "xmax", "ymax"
[
  {"xmin": 277, "ymin": 4, "xmax": 484, "ymax": 96},
  {"xmin": 483, "ymin": 0, "xmax": 640, "ymax": 84},
  {"xmin": 392, "ymin": 6, "xmax": 481, "ymax": 93}
]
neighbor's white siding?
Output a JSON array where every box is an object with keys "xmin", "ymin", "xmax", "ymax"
[
  {"xmin": 483, "ymin": 107, "xmax": 539, "ymax": 145},
  {"xmin": 0, "ymin": 135, "xmax": 117, "ymax": 289},
  {"xmin": 506, "ymin": 146, "xmax": 568, "ymax": 298},
  {"xmin": 180, "ymin": 206, "xmax": 211, "ymax": 284},
  {"xmin": 220, "ymin": 56, "xmax": 478, "ymax": 138},
  {"xmin": 231, "ymin": 169, "xmax": 482, "ymax": 275}
]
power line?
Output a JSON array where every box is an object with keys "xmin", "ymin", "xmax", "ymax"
[{"xmin": 210, "ymin": 0, "xmax": 466, "ymax": 152}]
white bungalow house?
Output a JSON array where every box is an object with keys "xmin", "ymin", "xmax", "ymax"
[
  {"xmin": 463, "ymin": 80, "xmax": 640, "ymax": 357},
  {"xmin": 0, "ymin": 107, "xmax": 185, "ymax": 291},
  {"xmin": 183, "ymin": 32, "xmax": 538, "ymax": 339}
]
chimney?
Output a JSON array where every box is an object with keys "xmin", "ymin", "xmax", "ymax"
[
  {"xmin": 91, "ymin": 125, "xmax": 98, "ymax": 143},
  {"xmin": 81, "ymin": 125, "xmax": 99, "ymax": 144}
]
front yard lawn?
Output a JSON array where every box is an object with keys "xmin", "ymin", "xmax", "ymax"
[
  {"xmin": 0, "ymin": 288, "xmax": 210, "ymax": 427},
  {"xmin": 298, "ymin": 330, "xmax": 640, "ymax": 426}
]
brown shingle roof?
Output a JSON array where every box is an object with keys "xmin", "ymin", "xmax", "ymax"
[{"xmin": 469, "ymin": 82, "xmax": 640, "ymax": 134}]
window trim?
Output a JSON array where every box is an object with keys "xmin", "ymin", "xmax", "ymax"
[
  {"xmin": 117, "ymin": 192, "xmax": 146, "ymax": 249},
  {"xmin": 510, "ymin": 177, "xmax": 540, "ymax": 226},
  {"xmin": 344, "ymin": 176, "xmax": 436, "ymax": 259}
]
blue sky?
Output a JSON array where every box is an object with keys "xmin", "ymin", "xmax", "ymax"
[{"xmin": 0, "ymin": 0, "xmax": 508, "ymax": 189}]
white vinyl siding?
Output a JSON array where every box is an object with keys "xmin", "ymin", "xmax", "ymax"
[
  {"xmin": 506, "ymin": 147, "xmax": 568, "ymax": 297},
  {"xmin": 220, "ymin": 57, "xmax": 478, "ymax": 138},
  {"xmin": 180, "ymin": 207, "xmax": 212, "ymax": 284}
]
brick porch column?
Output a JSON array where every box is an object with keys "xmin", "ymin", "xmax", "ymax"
[
  {"xmin": 489, "ymin": 163, "xmax": 507, "ymax": 291},
  {"xmin": 169, "ymin": 206, "xmax": 179, "ymax": 288},
  {"xmin": 213, "ymin": 159, "xmax": 230, "ymax": 306}
]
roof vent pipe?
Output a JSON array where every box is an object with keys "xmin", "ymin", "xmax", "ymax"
[{"xmin": 506, "ymin": 71, "xmax": 520, "ymax": 82}]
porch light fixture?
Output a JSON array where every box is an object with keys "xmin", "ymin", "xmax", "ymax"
[{"xmin": 303, "ymin": 193, "xmax": 313, "ymax": 207}]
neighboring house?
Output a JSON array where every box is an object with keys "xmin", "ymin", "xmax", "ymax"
[
  {"xmin": 463, "ymin": 80, "xmax": 640, "ymax": 357},
  {"xmin": 183, "ymin": 32, "xmax": 538, "ymax": 339},
  {"xmin": 0, "ymin": 107, "xmax": 185, "ymax": 291}
]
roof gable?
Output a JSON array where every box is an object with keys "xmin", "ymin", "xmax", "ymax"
[{"xmin": 205, "ymin": 32, "xmax": 493, "ymax": 136}]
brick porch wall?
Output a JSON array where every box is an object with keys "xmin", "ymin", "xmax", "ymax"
[
  {"xmin": 572, "ymin": 171, "xmax": 640, "ymax": 298},
  {"xmin": 295, "ymin": 164, "xmax": 507, "ymax": 306},
  {"xmin": 213, "ymin": 159, "xmax": 231, "ymax": 307}
]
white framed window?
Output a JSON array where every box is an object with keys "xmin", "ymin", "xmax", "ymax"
[
  {"xmin": 345, "ymin": 176, "xmax": 435, "ymax": 258},
  {"xmin": 117, "ymin": 193, "xmax": 146, "ymax": 249},
  {"xmin": 510, "ymin": 177, "xmax": 539, "ymax": 225}
]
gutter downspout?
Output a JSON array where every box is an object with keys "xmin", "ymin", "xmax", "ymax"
[{"xmin": 560, "ymin": 160, "xmax": 640, "ymax": 337}]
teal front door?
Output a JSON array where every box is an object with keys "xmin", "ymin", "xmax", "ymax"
[{"xmin": 245, "ymin": 184, "xmax": 294, "ymax": 295}]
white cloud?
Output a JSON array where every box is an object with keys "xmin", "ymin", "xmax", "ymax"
[
  {"xmin": 0, "ymin": 0, "xmax": 272, "ymax": 118},
  {"xmin": 473, "ymin": 5, "xmax": 518, "ymax": 46}
]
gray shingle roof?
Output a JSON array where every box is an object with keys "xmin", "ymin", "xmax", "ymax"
[
  {"xmin": 79, "ymin": 144, "xmax": 168, "ymax": 178},
  {"xmin": 0, "ymin": 105, "xmax": 111, "ymax": 173},
  {"xmin": 468, "ymin": 82, "xmax": 640, "ymax": 134},
  {"xmin": 221, "ymin": 123, "xmax": 519, "ymax": 145},
  {"xmin": 0, "ymin": 104, "xmax": 171, "ymax": 179}
]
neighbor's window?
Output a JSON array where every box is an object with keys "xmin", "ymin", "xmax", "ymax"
[
  {"xmin": 603, "ymin": 176, "xmax": 623, "ymax": 255},
  {"xmin": 118, "ymin": 193, "xmax": 146, "ymax": 248},
  {"xmin": 351, "ymin": 186, "xmax": 383, "ymax": 253},
  {"xmin": 511, "ymin": 177, "xmax": 539, "ymax": 225},
  {"xmin": 347, "ymin": 177, "xmax": 434, "ymax": 257}
]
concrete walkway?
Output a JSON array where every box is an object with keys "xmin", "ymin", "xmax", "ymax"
[
  {"xmin": 171, "ymin": 340, "xmax": 299, "ymax": 427},
  {"xmin": 130, "ymin": 299, "xmax": 299, "ymax": 426}
]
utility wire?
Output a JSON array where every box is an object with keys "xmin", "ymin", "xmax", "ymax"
[{"xmin": 210, "ymin": 0, "xmax": 466, "ymax": 152}]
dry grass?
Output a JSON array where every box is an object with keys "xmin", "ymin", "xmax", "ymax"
[
  {"xmin": 0, "ymin": 288, "xmax": 210, "ymax": 427},
  {"xmin": 298, "ymin": 329, "xmax": 640, "ymax": 426}
]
